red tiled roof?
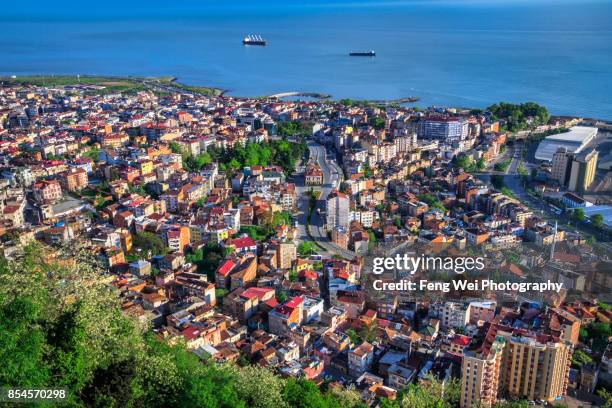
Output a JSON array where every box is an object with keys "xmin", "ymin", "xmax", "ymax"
[
  {"xmin": 241, "ymin": 287, "xmax": 274, "ymax": 300},
  {"xmin": 182, "ymin": 326, "xmax": 202, "ymax": 340},
  {"xmin": 217, "ymin": 259, "xmax": 235, "ymax": 277},
  {"xmin": 233, "ymin": 236, "xmax": 257, "ymax": 249},
  {"xmin": 451, "ymin": 335, "xmax": 470, "ymax": 346}
]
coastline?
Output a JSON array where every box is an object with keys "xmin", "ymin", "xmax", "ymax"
[
  {"xmin": 0, "ymin": 74, "xmax": 421, "ymax": 107},
  {"xmin": 2, "ymin": 74, "xmax": 611, "ymax": 124}
]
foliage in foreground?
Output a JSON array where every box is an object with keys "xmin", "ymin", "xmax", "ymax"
[
  {"xmin": 0, "ymin": 244, "xmax": 369, "ymax": 408},
  {"xmin": 0, "ymin": 244, "xmax": 540, "ymax": 408}
]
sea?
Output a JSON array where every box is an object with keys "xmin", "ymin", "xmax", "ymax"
[{"xmin": 2, "ymin": 0, "xmax": 612, "ymax": 119}]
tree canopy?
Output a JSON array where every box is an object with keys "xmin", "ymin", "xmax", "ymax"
[
  {"xmin": 487, "ymin": 102, "xmax": 550, "ymax": 132},
  {"xmin": 0, "ymin": 243, "xmax": 370, "ymax": 408}
]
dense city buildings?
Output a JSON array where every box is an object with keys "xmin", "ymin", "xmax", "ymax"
[{"xmin": 0, "ymin": 78, "xmax": 610, "ymax": 408}]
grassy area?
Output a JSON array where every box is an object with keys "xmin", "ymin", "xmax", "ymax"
[
  {"xmin": 238, "ymin": 225, "xmax": 273, "ymax": 241},
  {"xmin": 0, "ymin": 75, "xmax": 150, "ymax": 94},
  {"xmin": 170, "ymin": 81, "xmax": 223, "ymax": 97},
  {"xmin": 0, "ymin": 75, "xmax": 223, "ymax": 97}
]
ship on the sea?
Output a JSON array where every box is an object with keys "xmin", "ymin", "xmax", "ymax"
[
  {"xmin": 349, "ymin": 50, "xmax": 376, "ymax": 57},
  {"xmin": 243, "ymin": 35, "xmax": 267, "ymax": 46}
]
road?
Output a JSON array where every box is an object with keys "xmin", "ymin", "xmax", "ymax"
[{"xmin": 295, "ymin": 141, "xmax": 357, "ymax": 259}]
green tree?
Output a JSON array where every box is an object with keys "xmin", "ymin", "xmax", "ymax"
[
  {"xmin": 360, "ymin": 320, "xmax": 378, "ymax": 343},
  {"xmin": 394, "ymin": 216, "xmax": 402, "ymax": 228},
  {"xmin": 0, "ymin": 297, "xmax": 49, "ymax": 388},
  {"xmin": 83, "ymin": 146, "xmax": 100, "ymax": 163},
  {"xmin": 582, "ymin": 322, "xmax": 612, "ymax": 352},
  {"xmin": 298, "ymin": 241, "xmax": 316, "ymax": 256},
  {"xmin": 494, "ymin": 401, "xmax": 530, "ymax": 408},
  {"xmin": 572, "ymin": 349, "xmax": 594, "ymax": 367},
  {"xmin": 487, "ymin": 102, "xmax": 549, "ymax": 132},
  {"xmin": 370, "ymin": 117, "xmax": 386, "ymax": 130},
  {"xmin": 590, "ymin": 213, "xmax": 604, "ymax": 229},
  {"xmin": 453, "ymin": 155, "xmax": 476, "ymax": 172},
  {"xmin": 598, "ymin": 388, "xmax": 612, "ymax": 408},
  {"xmin": 276, "ymin": 289, "xmax": 288, "ymax": 303},
  {"xmin": 185, "ymin": 243, "xmax": 226, "ymax": 281},
  {"xmin": 345, "ymin": 328, "xmax": 360, "ymax": 344},
  {"xmin": 169, "ymin": 141, "xmax": 184, "ymax": 155},
  {"xmin": 232, "ymin": 365, "xmax": 287, "ymax": 408},
  {"xmin": 283, "ymin": 378, "xmax": 333, "ymax": 408},
  {"xmin": 572, "ymin": 208, "xmax": 586, "ymax": 223},
  {"xmin": 132, "ymin": 232, "xmax": 168, "ymax": 257},
  {"xmin": 476, "ymin": 157, "xmax": 486, "ymax": 170},
  {"xmin": 417, "ymin": 193, "xmax": 446, "ymax": 212}
]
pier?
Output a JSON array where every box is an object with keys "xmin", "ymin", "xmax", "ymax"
[{"xmin": 268, "ymin": 92, "xmax": 331, "ymax": 99}]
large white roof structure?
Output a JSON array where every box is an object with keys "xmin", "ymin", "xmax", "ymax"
[{"xmin": 534, "ymin": 126, "xmax": 598, "ymax": 162}]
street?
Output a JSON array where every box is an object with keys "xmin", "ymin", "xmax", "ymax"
[{"xmin": 295, "ymin": 141, "xmax": 357, "ymax": 259}]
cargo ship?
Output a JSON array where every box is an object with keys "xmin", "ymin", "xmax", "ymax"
[
  {"xmin": 349, "ymin": 50, "xmax": 376, "ymax": 57},
  {"xmin": 243, "ymin": 35, "xmax": 267, "ymax": 46}
]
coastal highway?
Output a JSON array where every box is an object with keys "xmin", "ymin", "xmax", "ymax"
[{"xmin": 296, "ymin": 142, "xmax": 357, "ymax": 259}]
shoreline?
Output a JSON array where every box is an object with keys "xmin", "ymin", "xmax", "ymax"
[{"xmin": 2, "ymin": 73, "xmax": 611, "ymax": 123}]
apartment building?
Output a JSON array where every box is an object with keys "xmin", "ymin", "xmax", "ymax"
[
  {"xmin": 60, "ymin": 167, "xmax": 88, "ymax": 191},
  {"xmin": 499, "ymin": 334, "xmax": 572, "ymax": 402},
  {"xmin": 568, "ymin": 148, "xmax": 598, "ymax": 193},
  {"xmin": 464, "ymin": 324, "xmax": 574, "ymax": 406},
  {"xmin": 326, "ymin": 189, "xmax": 350, "ymax": 231},
  {"xmin": 460, "ymin": 336, "xmax": 505, "ymax": 408}
]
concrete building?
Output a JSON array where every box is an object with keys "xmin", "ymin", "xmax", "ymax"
[
  {"xmin": 61, "ymin": 167, "xmax": 89, "ymax": 191},
  {"xmin": 305, "ymin": 163, "xmax": 323, "ymax": 186},
  {"xmin": 499, "ymin": 334, "xmax": 572, "ymax": 402},
  {"xmin": 33, "ymin": 179, "xmax": 62, "ymax": 203},
  {"xmin": 431, "ymin": 301, "xmax": 469, "ymax": 329},
  {"xmin": 276, "ymin": 242, "xmax": 296, "ymax": 270},
  {"xmin": 467, "ymin": 325, "xmax": 574, "ymax": 404},
  {"xmin": 467, "ymin": 301, "xmax": 497, "ymax": 325},
  {"xmin": 269, "ymin": 296, "xmax": 304, "ymax": 335},
  {"xmin": 348, "ymin": 341, "xmax": 374, "ymax": 377},
  {"xmin": 332, "ymin": 226, "xmax": 349, "ymax": 250},
  {"xmin": 550, "ymin": 147, "xmax": 572, "ymax": 186},
  {"xmin": 326, "ymin": 190, "xmax": 350, "ymax": 231},
  {"xmin": 418, "ymin": 116, "xmax": 468, "ymax": 143},
  {"xmin": 535, "ymin": 126, "xmax": 597, "ymax": 162},
  {"xmin": 460, "ymin": 336, "xmax": 505, "ymax": 408},
  {"xmin": 568, "ymin": 148, "xmax": 598, "ymax": 193}
]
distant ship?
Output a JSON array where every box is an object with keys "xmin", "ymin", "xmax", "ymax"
[
  {"xmin": 243, "ymin": 35, "xmax": 267, "ymax": 46},
  {"xmin": 349, "ymin": 50, "xmax": 376, "ymax": 57}
]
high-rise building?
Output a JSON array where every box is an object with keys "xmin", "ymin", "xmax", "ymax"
[
  {"xmin": 499, "ymin": 334, "xmax": 572, "ymax": 401},
  {"xmin": 460, "ymin": 336, "xmax": 505, "ymax": 408},
  {"xmin": 550, "ymin": 147, "xmax": 572, "ymax": 186},
  {"xmin": 467, "ymin": 324, "xmax": 573, "ymax": 405},
  {"xmin": 568, "ymin": 148, "xmax": 598, "ymax": 193},
  {"xmin": 417, "ymin": 116, "xmax": 468, "ymax": 143},
  {"xmin": 326, "ymin": 190, "xmax": 350, "ymax": 231}
]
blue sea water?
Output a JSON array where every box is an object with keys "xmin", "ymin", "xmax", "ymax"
[{"xmin": 1, "ymin": 0, "xmax": 612, "ymax": 118}]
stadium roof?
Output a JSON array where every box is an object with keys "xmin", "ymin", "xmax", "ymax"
[{"xmin": 534, "ymin": 126, "xmax": 597, "ymax": 162}]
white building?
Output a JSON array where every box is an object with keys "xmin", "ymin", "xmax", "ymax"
[
  {"xmin": 534, "ymin": 126, "xmax": 597, "ymax": 162},
  {"xmin": 326, "ymin": 190, "xmax": 350, "ymax": 231}
]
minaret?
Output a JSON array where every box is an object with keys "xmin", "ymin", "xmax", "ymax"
[{"xmin": 550, "ymin": 220, "xmax": 558, "ymax": 262}]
